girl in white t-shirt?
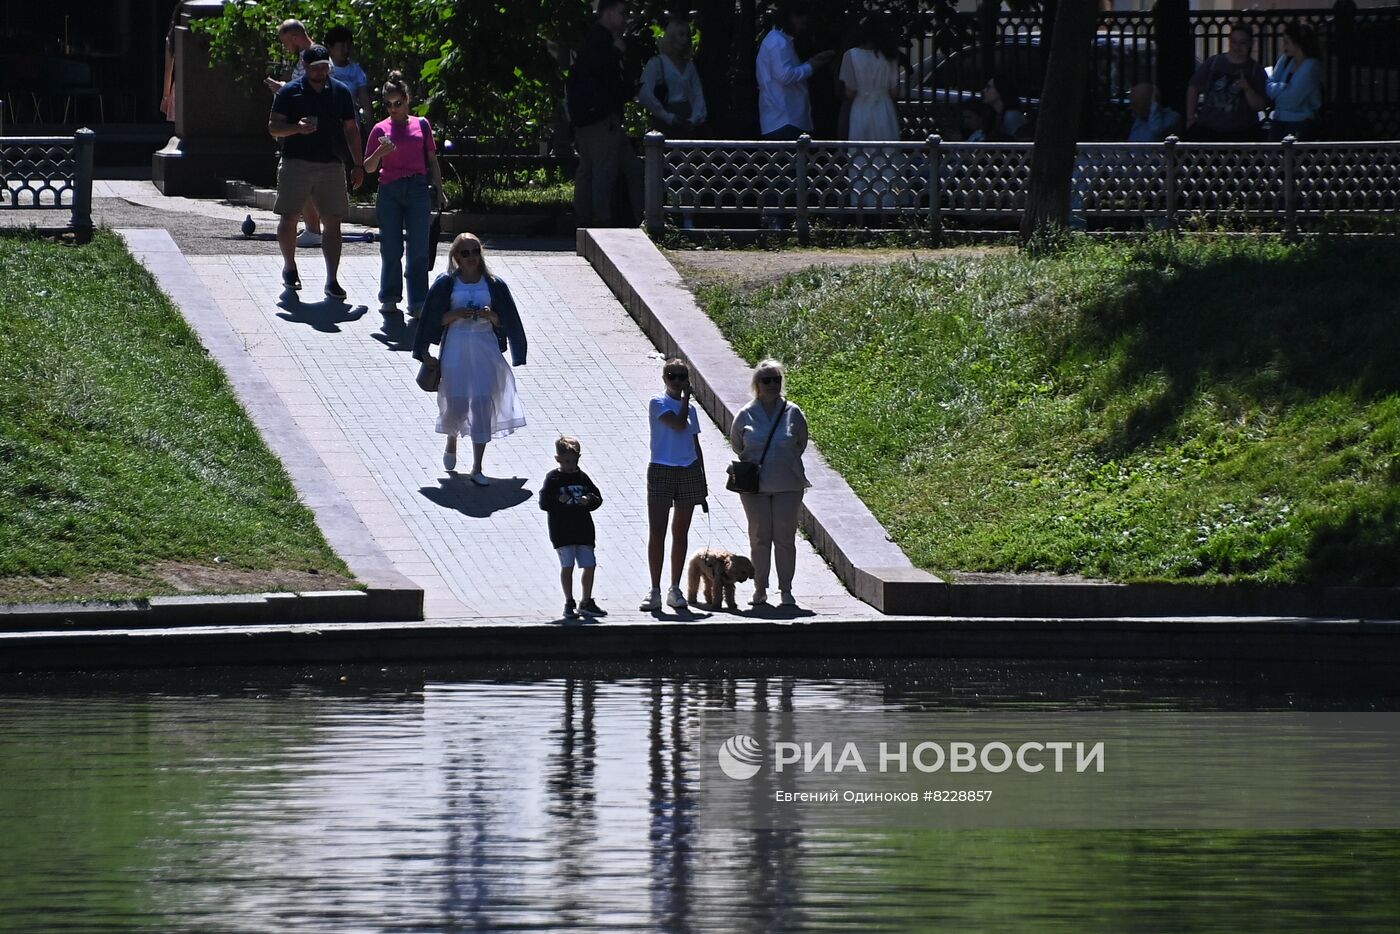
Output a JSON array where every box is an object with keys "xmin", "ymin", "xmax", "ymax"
[{"xmin": 642, "ymin": 359, "xmax": 706, "ymax": 611}]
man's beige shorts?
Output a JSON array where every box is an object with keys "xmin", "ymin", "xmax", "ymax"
[{"xmin": 274, "ymin": 158, "xmax": 349, "ymax": 217}]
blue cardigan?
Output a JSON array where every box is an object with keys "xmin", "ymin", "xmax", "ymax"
[
  {"xmin": 1266, "ymin": 56, "xmax": 1323, "ymax": 123},
  {"xmin": 412, "ymin": 271, "xmax": 528, "ymax": 366}
]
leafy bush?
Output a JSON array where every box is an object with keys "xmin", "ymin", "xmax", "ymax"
[{"xmin": 193, "ymin": 0, "xmax": 591, "ymax": 142}]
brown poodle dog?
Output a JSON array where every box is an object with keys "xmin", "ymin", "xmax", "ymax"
[{"xmin": 686, "ymin": 548, "xmax": 755, "ymax": 610}]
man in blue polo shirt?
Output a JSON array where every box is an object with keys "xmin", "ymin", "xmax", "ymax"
[{"xmin": 268, "ymin": 45, "xmax": 364, "ymax": 300}]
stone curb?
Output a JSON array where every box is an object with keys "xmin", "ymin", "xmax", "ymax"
[
  {"xmin": 104, "ymin": 227, "xmax": 424, "ymax": 624},
  {"xmin": 0, "ymin": 591, "xmax": 381, "ymax": 632},
  {"xmin": 577, "ymin": 228, "xmax": 1400, "ymax": 619},
  {"xmin": 2, "ymin": 615, "xmax": 1397, "ymax": 672}
]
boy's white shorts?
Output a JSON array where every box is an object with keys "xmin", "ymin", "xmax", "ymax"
[{"xmin": 556, "ymin": 545, "xmax": 596, "ymax": 569}]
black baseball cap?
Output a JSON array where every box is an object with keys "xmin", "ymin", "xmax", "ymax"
[{"xmin": 301, "ymin": 45, "xmax": 331, "ymax": 67}]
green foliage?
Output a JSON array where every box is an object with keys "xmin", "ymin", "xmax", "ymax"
[
  {"xmin": 193, "ymin": 0, "xmax": 591, "ymax": 140},
  {"xmin": 696, "ymin": 235, "xmax": 1400, "ymax": 585},
  {"xmin": 192, "ymin": 0, "xmax": 437, "ymax": 100},
  {"xmin": 0, "ymin": 233, "xmax": 351, "ymax": 594}
]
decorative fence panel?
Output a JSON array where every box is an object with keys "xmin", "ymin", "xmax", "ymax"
[
  {"xmin": 644, "ymin": 133, "xmax": 1400, "ymax": 239},
  {"xmin": 0, "ymin": 129, "xmax": 96, "ymax": 241}
]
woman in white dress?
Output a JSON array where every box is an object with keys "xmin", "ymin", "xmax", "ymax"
[
  {"xmin": 412, "ymin": 233, "xmax": 528, "ymax": 485},
  {"xmin": 838, "ymin": 15, "xmax": 902, "ymax": 210}
]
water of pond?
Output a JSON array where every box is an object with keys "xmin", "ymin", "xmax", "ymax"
[{"xmin": 2, "ymin": 658, "xmax": 1398, "ymax": 933}]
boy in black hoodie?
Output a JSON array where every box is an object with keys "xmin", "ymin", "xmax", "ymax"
[{"xmin": 539, "ymin": 436, "xmax": 607, "ymax": 619}]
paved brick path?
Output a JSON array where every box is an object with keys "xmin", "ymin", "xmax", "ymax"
[{"xmin": 184, "ymin": 248, "xmax": 868, "ymax": 622}]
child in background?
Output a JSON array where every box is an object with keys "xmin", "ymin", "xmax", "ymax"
[
  {"xmin": 324, "ymin": 25, "xmax": 372, "ymax": 131},
  {"xmin": 539, "ymin": 436, "xmax": 607, "ymax": 619}
]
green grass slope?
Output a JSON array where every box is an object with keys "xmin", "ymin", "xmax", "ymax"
[
  {"xmin": 698, "ymin": 236, "xmax": 1400, "ymax": 585},
  {"xmin": 0, "ymin": 233, "xmax": 352, "ymax": 599}
]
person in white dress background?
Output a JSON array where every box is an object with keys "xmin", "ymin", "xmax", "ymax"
[
  {"xmin": 639, "ymin": 16, "xmax": 708, "ymax": 134},
  {"xmin": 838, "ymin": 15, "xmax": 903, "ymax": 210},
  {"xmin": 412, "ymin": 233, "xmax": 528, "ymax": 486}
]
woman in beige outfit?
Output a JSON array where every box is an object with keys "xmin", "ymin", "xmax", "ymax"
[{"xmin": 729, "ymin": 359, "xmax": 810, "ymax": 607}]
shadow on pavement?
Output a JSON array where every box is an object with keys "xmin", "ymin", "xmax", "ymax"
[
  {"xmin": 372, "ymin": 310, "xmax": 418, "ymax": 353},
  {"xmin": 276, "ymin": 294, "xmax": 369, "ymax": 333},
  {"xmin": 420, "ymin": 475, "xmax": 532, "ymax": 517},
  {"xmin": 552, "ymin": 614, "xmax": 605, "ymax": 626},
  {"xmin": 642, "ymin": 606, "xmax": 715, "ymax": 622},
  {"xmin": 745, "ymin": 603, "xmax": 817, "ymax": 620}
]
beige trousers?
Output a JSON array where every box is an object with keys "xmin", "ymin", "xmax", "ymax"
[{"xmin": 739, "ymin": 490, "xmax": 804, "ymax": 592}]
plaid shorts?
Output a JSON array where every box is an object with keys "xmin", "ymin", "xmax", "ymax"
[{"xmin": 647, "ymin": 461, "xmax": 708, "ymax": 507}]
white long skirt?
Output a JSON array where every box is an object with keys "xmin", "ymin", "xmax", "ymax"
[{"xmin": 436, "ymin": 319, "xmax": 526, "ymax": 443}]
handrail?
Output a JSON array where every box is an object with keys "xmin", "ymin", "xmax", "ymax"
[
  {"xmin": 0, "ymin": 128, "xmax": 96, "ymax": 242},
  {"xmin": 644, "ymin": 131, "xmax": 1400, "ymax": 241}
]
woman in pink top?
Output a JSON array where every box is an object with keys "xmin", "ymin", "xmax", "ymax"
[{"xmin": 363, "ymin": 71, "xmax": 448, "ymax": 317}]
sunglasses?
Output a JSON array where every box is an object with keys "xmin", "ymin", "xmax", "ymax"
[
  {"xmin": 758, "ymin": 375, "xmax": 781, "ymax": 385},
  {"xmin": 665, "ymin": 372, "xmax": 688, "ymax": 381},
  {"xmin": 455, "ymin": 247, "xmax": 482, "ymax": 257},
  {"xmin": 384, "ymin": 98, "xmax": 406, "ymax": 108}
]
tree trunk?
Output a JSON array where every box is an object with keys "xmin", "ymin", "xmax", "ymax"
[{"xmin": 1018, "ymin": 0, "xmax": 1098, "ymax": 243}]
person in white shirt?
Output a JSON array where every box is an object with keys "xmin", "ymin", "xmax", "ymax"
[
  {"xmin": 639, "ymin": 16, "xmax": 708, "ymax": 132},
  {"xmin": 641, "ymin": 359, "xmax": 707, "ymax": 612},
  {"xmin": 755, "ymin": 0, "xmax": 834, "ymax": 140}
]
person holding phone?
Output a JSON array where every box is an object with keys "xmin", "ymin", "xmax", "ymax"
[
  {"xmin": 363, "ymin": 71, "xmax": 448, "ymax": 318},
  {"xmin": 412, "ymin": 233, "xmax": 528, "ymax": 485},
  {"xmin": 641, "ymin": 358, "xmax": 706, "ymax": 611}
]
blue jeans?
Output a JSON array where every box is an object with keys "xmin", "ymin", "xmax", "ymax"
[{"xmin": 376, "ymin": 175, "xmax": 431, "ymax": 312}]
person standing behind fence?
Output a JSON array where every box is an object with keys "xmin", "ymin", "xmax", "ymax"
[
  {"xmin": 838, "ymin": 14, "xmax": 902, "ymax": 209},
  {"xmin": 1127, "ymin": 83, "xmax": 1182, "ymax": 142},
  {"xmin": 729, "ymin": 359, "xmax": 809, "ymax": 608},
  {"xmin": 1184, "ymin": 23, "xmax": 1269, "ymax": 142},
  {"xmin": 982, "ymin": 76, "xmax": 1029, "ymax": 141},
  {"xmin": 756, "ymin": 0, "xmax": 835, "ymax": 140},
  {"xmin": 364, "ymin": 72, "xmax": 448, "ymax": 319},
  {"xmin": 640, "ymin": 16, "xmax": 708, "ymax": 134},
  {"xmin": 1266, "ymin": 22, "xmax": 1323, "ymax": 141},
  {"xmin": 413, "ymin": 233, "xmax": 528, "ymax": 485},
  {"xmin": 568, "ymin": 0, "xmax": 644, "ymax": 227}
]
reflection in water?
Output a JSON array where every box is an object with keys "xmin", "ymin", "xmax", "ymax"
[{"xmin": 0, "ymin": 659, "xmax": 1398, "ymax": 932}]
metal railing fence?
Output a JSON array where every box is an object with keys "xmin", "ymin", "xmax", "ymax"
[
  {"xmin": 644, "ymin": 132, "xmax": 1400, "ymax": 240},
  {"xmin": 0, "ymin": 129, "xmax": 96, "ymax": 242}
]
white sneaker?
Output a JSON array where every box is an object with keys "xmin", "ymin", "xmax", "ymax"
[
  {"xmin": 639, "ymin": 589, "xmax": 662, "ymax": 611},
  {"xmin": 296, "ymin": 229, "xmax": 322, "ymax": 248},
  {"xmin": 779, "ymin": 590, "xmax": 797, "ymax": 607},
  {"xmin": 666, "ymin": 586, "xmax": 687, "ymax": 609},
  {"xmin": 749, "ymin": 588, "xmax": 768, "ymax": 606}
]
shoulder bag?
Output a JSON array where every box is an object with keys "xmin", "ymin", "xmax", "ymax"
[
  {"xmin": 726, "ymin": 401, "xmax": 787, "ymax": 494},
  {"xmin": 415, "ymin": 356, "xmax": 441, "ymax": 392}
]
